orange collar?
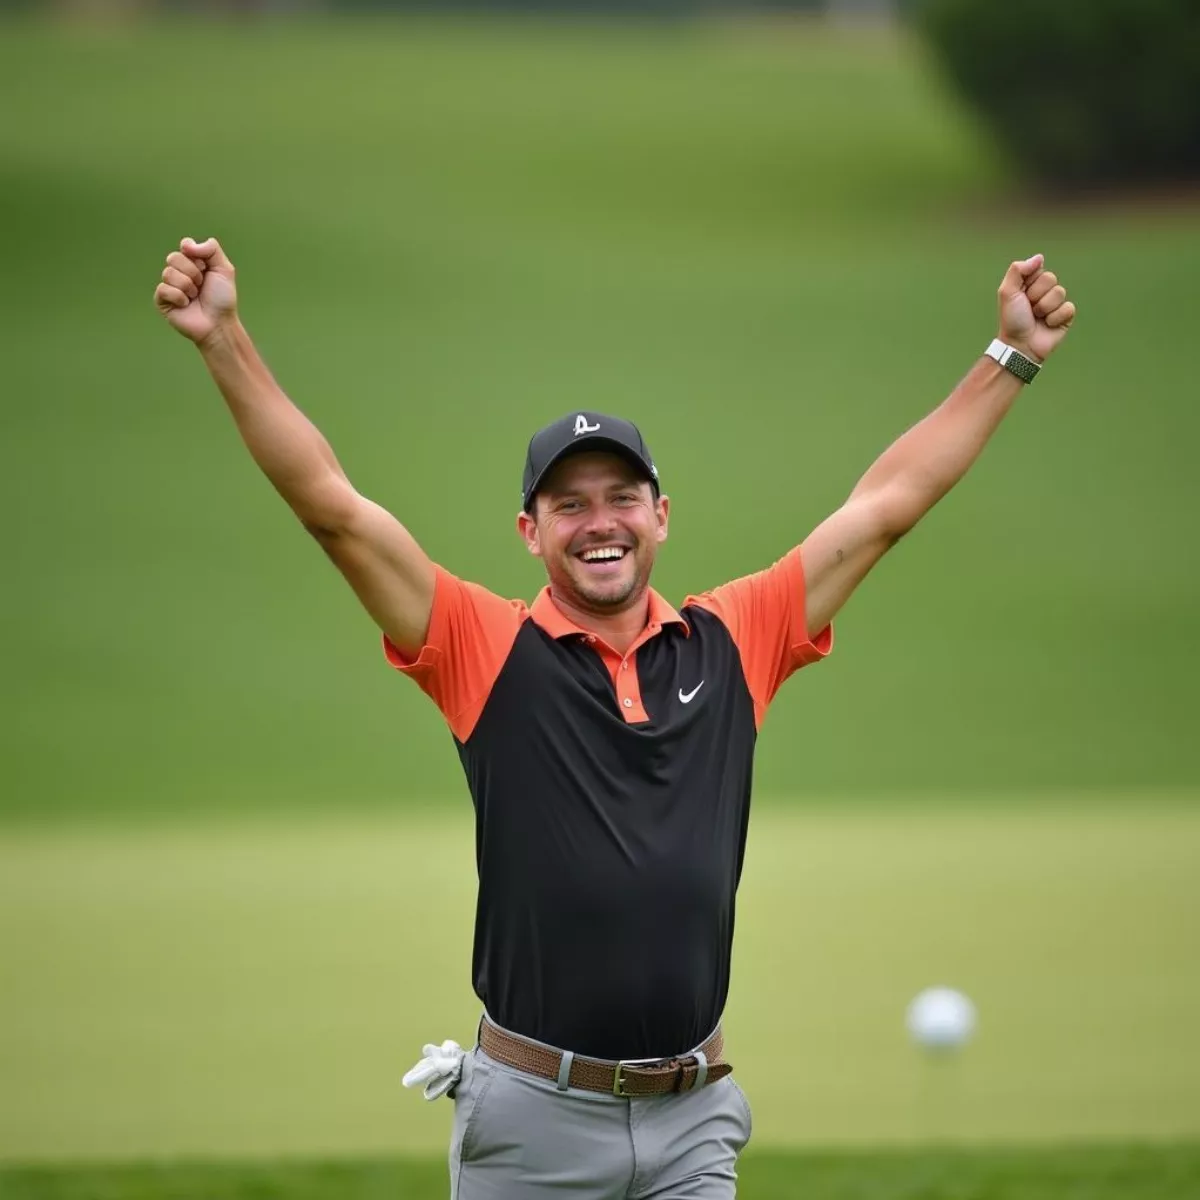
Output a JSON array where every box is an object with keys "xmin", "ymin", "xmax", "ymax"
[{"xmin": 530, "ymin": 586, "xmax": 689, "ymax": 642}]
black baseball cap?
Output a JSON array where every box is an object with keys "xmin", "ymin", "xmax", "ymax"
[{"xmin": 521, "ymin": 411, "xmax": 660, "ymax": 512}]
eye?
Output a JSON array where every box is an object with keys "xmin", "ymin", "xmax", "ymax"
[
  {"xmin": 612, "ymin": 493, "xmax": 638, "ymax": 506},
  {"xmin": 558, "ymin": 499, "xmax": 584, "ymax": 513}
]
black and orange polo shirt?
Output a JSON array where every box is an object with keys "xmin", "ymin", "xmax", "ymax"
[{"xmin": 385, "ymin": 547, "xmax": 832, "ymax": 1061}]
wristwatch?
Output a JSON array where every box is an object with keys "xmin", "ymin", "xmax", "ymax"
[{"xmin": 985, "ymin": 337, "xmax": 1041, "ymax": 384}]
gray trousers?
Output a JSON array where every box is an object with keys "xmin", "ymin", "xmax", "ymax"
[{"xmin": 448, "ymin": 1044, "xmax": 753, "ymax": 1198}]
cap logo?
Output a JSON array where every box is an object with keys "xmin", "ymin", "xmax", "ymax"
[{"xmin": 573, "ymin": 414, "xmax": 601, "ymax": 437}]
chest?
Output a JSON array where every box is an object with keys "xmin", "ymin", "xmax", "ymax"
[
  {"xmin": 533, "ymin": 613, "xmax": 741, "ymax": 731},
  {"xmin": 461, "ymin": 610, "xmax": 756, "ymax": 791}
]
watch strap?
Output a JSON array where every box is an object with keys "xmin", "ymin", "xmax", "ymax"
[{"xmin": 986, "ymin": 337, "xmax": 1041, "ymax": 384}]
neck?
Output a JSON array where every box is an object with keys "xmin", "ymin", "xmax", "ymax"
[{"xmin": 548, "ymin": 586, "xmax": 651, "ymax": 656}]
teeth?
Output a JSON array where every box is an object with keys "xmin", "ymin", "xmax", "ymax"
[{"xmin": 581, "ymin": 547, "xmax": 626, "ymax": 562}]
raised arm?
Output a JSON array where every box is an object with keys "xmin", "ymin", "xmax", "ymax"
[
  {"xmin": 800, "ymin": 254, "xmax": 1077, "ymax": 635},
  {"xmin": 154, "ymin": 236, "xmax": 434, "ymax": 656}
]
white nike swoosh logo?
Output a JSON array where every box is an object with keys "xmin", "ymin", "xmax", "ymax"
[{"xmin": 678, "ymin": 682, "xmax": 704, "ymax": 704}]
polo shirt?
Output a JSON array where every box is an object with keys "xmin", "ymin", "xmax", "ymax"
[{"xmin": 385, "ymin": 546, "xmax": 832, "ymax": 1061}]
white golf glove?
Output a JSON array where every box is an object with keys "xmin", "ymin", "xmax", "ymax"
[{"xmin": 402, "ymin": 1039, "xmax": 466, "ymax": 1101}]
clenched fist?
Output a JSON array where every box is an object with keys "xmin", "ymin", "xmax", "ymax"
[
  {"xmin": 154, "ymin": 237, "xmax": 238, "ymax": 345},
  {"xmin": 997, "ymin": 254, "xmax": 1076, "ymax": 364}
]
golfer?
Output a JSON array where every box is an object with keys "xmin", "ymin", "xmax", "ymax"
[{"xmin": 155, "ymin": 237, "xmax": 1074, "ymax": 1198}]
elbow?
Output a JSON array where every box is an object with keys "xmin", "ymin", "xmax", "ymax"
[
  {"xmin": 300, "ymin": 514, "xmax": 346, "ymax": 542},
  {"xmin": 292, "ymin": 478, "xmax": 361, "ymax": 540},
  {"xmin": 876, "ymin": 481, "xmax": 942, "ymax": 541},
  {"xmin": 881, "ymin": 509, "xmax": 918, "ymax": 543},
  {"xmin": 299, "ymin": 505, "xmax": 356, "ymax": 542},
  {"xmin": 873, "ymin": 497, "xmax": 919, "ymax": 543}
]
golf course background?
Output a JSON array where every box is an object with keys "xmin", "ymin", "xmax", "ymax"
[{"xmin": 2, "ymin": 8, "xmax": 1198, "ymax": 1197}]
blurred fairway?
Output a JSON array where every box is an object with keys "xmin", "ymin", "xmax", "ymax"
[
  {"xmin": 5, "ymin": 1144, "xmax": 1200, "ymax": 1200},
  {"xmin": 0, "ymin": 17, "xmax": 1197, "ymax": 820},
  {"xmin": 2, "ymin": 803, "xmax": 1198, "ymax": 1161}
]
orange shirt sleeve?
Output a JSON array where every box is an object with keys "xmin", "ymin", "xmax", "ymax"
[
  {"xmin": 382, "ymin": 564, "xmax": 527, "ymax": 743},
  {"xmin": 686, "ymin": 546, "xmax": 832, "ymax": 729}
]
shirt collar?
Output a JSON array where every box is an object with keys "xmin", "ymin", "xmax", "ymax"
[{"xmin": 530, "ymin": 586, "xmax": 690, "ymax": 641}]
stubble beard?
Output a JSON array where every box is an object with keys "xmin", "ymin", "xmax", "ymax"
[{"xmin": 559, "ymin": 547, "xmax": 651, "ymax": 612}]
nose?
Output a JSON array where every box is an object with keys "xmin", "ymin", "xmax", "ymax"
[{"xmin": 582, "ymin": 503, "xmax": 619, "ymax": 537}]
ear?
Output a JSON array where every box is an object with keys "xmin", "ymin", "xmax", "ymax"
[
  {"xmin": 516, "ymin": 508, "xmax": 543, "ymax": 557},
  {"xmin": 654, "ymin": 494, "xmax": 670, "ymax": 544}
]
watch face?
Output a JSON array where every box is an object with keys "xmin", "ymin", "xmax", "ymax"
[
  {"xmin": 986, "ymin": 341, "xmax": 1039, "ymax": 383},
  {"xmin": 1007, "ymin": 352, "xmax": 1040, "ymax": 383}
]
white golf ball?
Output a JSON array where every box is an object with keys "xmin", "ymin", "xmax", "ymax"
[{"xmin": 906, "ymin": 987, "xmax": 976, "ymax": 1050}]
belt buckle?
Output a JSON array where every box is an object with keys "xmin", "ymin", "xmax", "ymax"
[
  {"xmin": 612, "ymin": 1061, "xmax": 634, "ymax": 1097},
  {"xmin": 613, "ymin": 1057, "xmax": 688, "ymax": 1096}
]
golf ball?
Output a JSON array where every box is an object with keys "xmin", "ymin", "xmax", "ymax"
[{"xmin": 906, "ymin": 987, "xmax": 976, "ymax": 1050}]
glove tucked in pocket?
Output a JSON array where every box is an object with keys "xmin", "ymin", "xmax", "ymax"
[{"xmin": 402, "ymin": 1039, "xmax": 466, "ymax": 1101}]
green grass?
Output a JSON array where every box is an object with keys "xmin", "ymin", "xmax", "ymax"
[
  {"xmin": 3, "ymin": 805, "xmax": 1197, "ymax": 1162},
  {"xmin": 1, "ymin": 16, "xmax": 1196, "ymax": 1192},
  {"xmin": 1, "ymin": 17, "xmax": 1197, "ymax": 820},
  {"xmin": 7, "ymin": 1147, "xmax": 1200, "ymax": 1200},
  {"xmin": 4, "ymin": 1144, "xmax": 1200, "ymax": 1200}
]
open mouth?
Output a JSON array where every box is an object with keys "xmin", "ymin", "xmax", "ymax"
[{"xmin": 576, "ymin": 546, "xmax": 630, "ymax": 568}]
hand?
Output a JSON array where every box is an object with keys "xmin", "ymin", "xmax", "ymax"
[
  {"xmin": 997, "ymin": 254, "xmax": 1076, "ymax": 363},
  {"xmin": 154, "ymin": 237, "xmax": 238, "ymax": 346}
]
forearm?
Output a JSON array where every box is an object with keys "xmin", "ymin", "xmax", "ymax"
[
  {"xmin": 198, "ymin": 321, "xmax": 352, "ymax": 526},
  {"xmin": 851, "ymin": 356, "xmax": 1026, "ymax": 535}
]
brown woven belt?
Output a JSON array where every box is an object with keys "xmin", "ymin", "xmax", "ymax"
[{"xmin": 478, "ymin": 1020, "xmax": 732, "ymax": 1097}]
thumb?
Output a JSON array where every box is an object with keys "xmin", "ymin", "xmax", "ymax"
[
  {"xmin": 181, "ymin": 236, "xmax": 234, "ymax": 273},
  {"xmin": 998, "ymin": 253, "xmax": 1044, "ymax": 301}
]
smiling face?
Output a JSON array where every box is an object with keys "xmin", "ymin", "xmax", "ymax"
[{"xmin": 517, "ymin": 451, "xmax": 669, "ymax": 614}]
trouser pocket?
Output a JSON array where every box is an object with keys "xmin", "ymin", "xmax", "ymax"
[
  {"xmin": 449, "ymin": 1050, "xmax": 497, "ymax": 1195},
  {"xmin": 728, "ymin": 1077, "xmax": 753, "ymax": 1146},
  {"xmin": 452, "ymin": 1052, "xmax": 634, "ymax": 1199}
]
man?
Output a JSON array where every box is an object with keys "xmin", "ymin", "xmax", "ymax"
[{"xmin": 155, "ymin": 237, "xmax": 1074, "ymax": 1198}]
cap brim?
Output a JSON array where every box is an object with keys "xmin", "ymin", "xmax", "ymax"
[{"xmin": 524, "ymin": 435, "xmax": 658, "ymax": 510}]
